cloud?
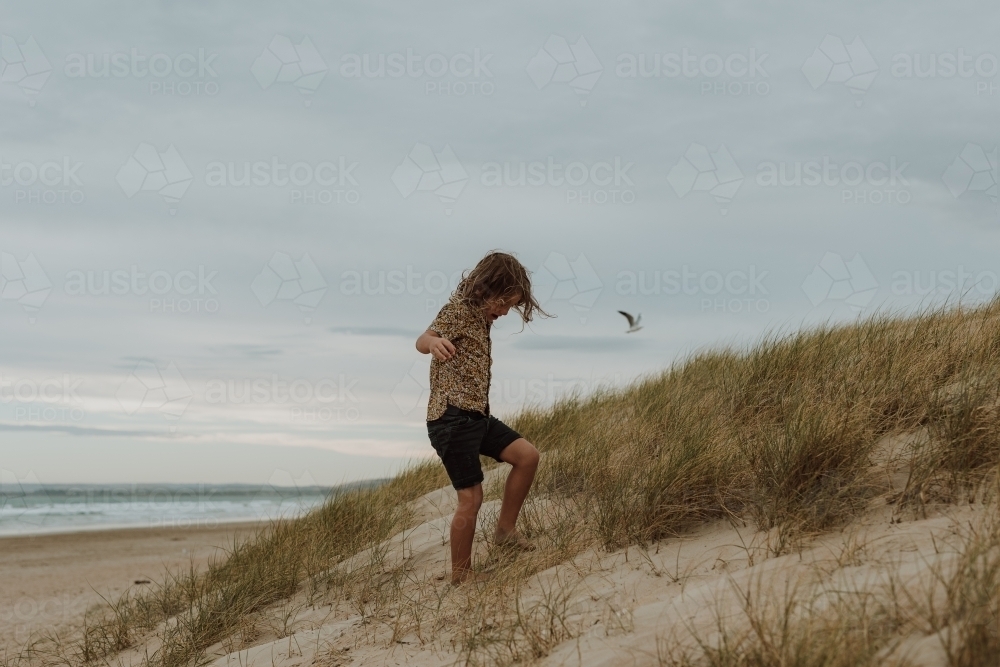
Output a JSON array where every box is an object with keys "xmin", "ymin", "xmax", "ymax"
[
  {"xmin": 328, "ymin": 326, "xmax": 421, "ymax": 338},
  {"xmin": 512, "ymin": 335, "xmax": 649, "ymax": 352},
  {"xmin": 0, "ymin": 422, "xmax": 172, "ymax": 438},
  {"xmin": 204, "ymin": 344, "xmax": 284, "ymax": 359}
]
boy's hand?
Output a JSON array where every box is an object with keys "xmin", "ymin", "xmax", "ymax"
[
  {"xmin": 428, "ymin": 336, "xmax": 457, "ymax": 361},
  {"xmin": 416, "ymin": 329, "xmax": 457, "ymax": 360}
]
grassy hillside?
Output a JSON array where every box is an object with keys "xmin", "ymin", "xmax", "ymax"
[{"xmin": 10, "ymin": 299, "xmax": 1000, "ymax": 667}]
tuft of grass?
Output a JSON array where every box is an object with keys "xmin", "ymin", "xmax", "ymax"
[
  {"xmin": 738, "ymin": 408, "xmax": 877, "ymax": 553},
  {"xmin": 658, "ymin": 576, "xmax": 902, "ymax": 667},
  {"xmin": 903, "ymin": 371, "xmax": 1000, "ymax": 507}
]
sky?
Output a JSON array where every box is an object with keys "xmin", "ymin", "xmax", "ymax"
[{"xmin": 1, "ymin": 1, "xmax": 997, "ymax": 487}]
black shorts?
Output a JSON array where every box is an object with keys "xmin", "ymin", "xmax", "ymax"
[{"xmin": 427, "ymin": 404, "xmax": 522, "ymax": 490}]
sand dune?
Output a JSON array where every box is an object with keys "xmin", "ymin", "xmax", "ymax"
[{"xmin": 107, "ymin": 457, "xmax": 982, "ymax": 667}]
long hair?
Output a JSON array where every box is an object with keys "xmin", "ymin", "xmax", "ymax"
[{"xmin": 454, "ymin": 250, "xmax": 554, "ymax": 325}]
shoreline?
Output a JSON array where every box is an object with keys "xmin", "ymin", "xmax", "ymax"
[{"xmin": 0, "ymin": 514, "xmax": 282, "ymax": 540}]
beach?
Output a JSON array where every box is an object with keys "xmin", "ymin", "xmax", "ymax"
[{"xmin": 0, "ymin": 522, "xmax": 264, "ymax": 653}]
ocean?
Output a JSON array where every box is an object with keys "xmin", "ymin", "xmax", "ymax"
[{"xmin": 0, "ymin": 482, "xmax": 369, "ymax": 537}]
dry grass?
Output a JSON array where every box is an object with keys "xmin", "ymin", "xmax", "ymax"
[
  {"xmin": 520, "ymin": 299, "xmax": 1000, "ymax": 554},
  {"xmin": 659, "ymin": 475, "xmax": 1000, "ymax": 667},
  {"xmin": 6, "ymin": 298, "xmax": 1000, "ymax": 666}
]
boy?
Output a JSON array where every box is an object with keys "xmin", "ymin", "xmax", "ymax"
[{"xmin": 415, "ymin": 251, "xmax": 551, "ymax": 584}]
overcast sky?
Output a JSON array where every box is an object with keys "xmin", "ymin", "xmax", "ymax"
[{"xmin": 1, "ymin": 1, "xmax": 997, "ymax": 486}]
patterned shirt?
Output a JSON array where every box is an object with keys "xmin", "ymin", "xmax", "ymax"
[{"xmin": 426, "ymin": 296, "xmax": 492, "ymax": 421}]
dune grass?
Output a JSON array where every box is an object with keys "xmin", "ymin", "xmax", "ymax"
[
  {"xmin": 519, "ymin": 299, "xmax": 1000, "ymax": 553},
  {"xmin": 659, "ymin": 475, "xmax": 1000, "ymax": 667},
  {"xmin": 7, "ymin": 298, "xmax": 1000, "ymax": 666}
]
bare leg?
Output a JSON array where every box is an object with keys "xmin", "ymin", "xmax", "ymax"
[
  {"xmin": 495, "ymin": 438, "xmax": 540, "ymax": 541},
  {"xmin": 451, "ymin": 483, "xmax": 483, "ymax": 583}
]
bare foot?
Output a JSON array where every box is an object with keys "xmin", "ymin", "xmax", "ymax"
[{"xmin": 493, "ymin": 530, "xmax": 536, "ymax": 551}]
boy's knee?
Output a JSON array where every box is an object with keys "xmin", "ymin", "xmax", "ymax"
[
  {"xmin": 461, "ymin": 497, "xmax": 482, "ymax": 513},
  {"xmin": 503, "ymin": 438, "xmax": 540, "ymax": 469},
  {"xmin": 522, "ymin": 441, "xmax": 540, "ymax": 469},
  {"xmin": 456, "ymin": 485, "xmax": 483, "ymax": 511}
]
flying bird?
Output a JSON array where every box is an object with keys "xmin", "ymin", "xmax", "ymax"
[{"xmin": 618, "ymin": 310, "xmax": 642, "ymax": 333}]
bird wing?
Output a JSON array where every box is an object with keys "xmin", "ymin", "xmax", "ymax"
[{"xmin": 617, "ymin": 310, "xmax": 635, "ymax": 327}]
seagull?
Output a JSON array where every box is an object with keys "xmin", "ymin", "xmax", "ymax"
[{"xmin": 618, "ymin": 310, "xmax": 643, "ymax": 333}]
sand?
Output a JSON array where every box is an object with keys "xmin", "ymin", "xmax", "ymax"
[
  {"xmin": 166, "ymin": 450, "xmax": 973, "ymax": 667},
  {"xmin": 2, "ymin": 444, "xmax": 981, "ymax": 666},
  {"xmin": 0, "ymin": 522, "xmax": 264, "ymax": 653}
]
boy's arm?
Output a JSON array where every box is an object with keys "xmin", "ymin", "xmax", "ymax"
[{"xmin": 416, "ymin": 329, "xmax": 457, "ymax": 361}]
